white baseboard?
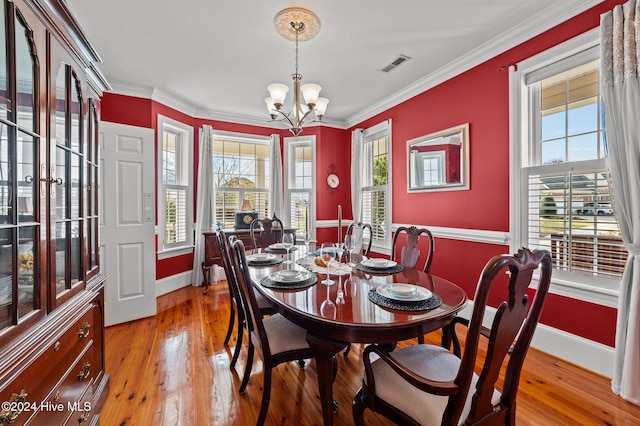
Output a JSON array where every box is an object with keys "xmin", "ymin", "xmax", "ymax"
[
  {"xmin": 156, "ymin": 271, "xmax": 192, "ymax": 296},
  {"xmin": 457, "ymin": 303, "xmax": 614, "ymax": 378},
  {"xmin": 156, "ymin": 265, "xmax": 227, "ymax": 297}
]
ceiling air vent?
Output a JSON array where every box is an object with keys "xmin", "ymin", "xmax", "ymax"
[{"xmin": 382, "ymin": 54, "xmax": 412, "ymax": 72}]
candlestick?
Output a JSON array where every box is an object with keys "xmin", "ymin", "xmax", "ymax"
[{"xmin": 338, "ymin": 205, "xmax": 342, "ymax": 243}]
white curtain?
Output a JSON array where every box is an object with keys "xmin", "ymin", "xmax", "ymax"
[
  {"xmin": 601, "ymin": 0, "xmax": 640, "ymax": 405},
  {"xmin": 351, "ymin": 129, "xmax": 364, "ymax": 222},
  {"xmin": 191, "ymin": 125, "xmax": 216, "ymax": 287},
  {"xmin": 268, "ymin": 134, "xmax": 284, "ymax": 220}
]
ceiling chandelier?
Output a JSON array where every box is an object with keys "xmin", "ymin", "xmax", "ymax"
[{"xmin": 265, "ymin": 8, "xmax": 328, "ymax": 138}]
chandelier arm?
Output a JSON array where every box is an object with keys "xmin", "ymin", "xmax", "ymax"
[{"xmin": 269, "ymin": 109, "xmax": 297, "ymax": 128}]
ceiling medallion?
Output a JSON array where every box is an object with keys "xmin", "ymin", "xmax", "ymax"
[{"xmin": 273, "ymin": 7, "xmax": 321, "ymax": 42}]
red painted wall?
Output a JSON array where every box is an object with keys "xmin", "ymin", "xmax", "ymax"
[
  {"xmin": 100, "ymin": 0, "xmax": 623, "ymax": 346},
  {"xmin": 345, "ymin": 1, "xmax": 623, "ymax": 347}
]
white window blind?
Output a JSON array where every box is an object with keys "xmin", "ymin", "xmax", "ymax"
[{"xmin": 527, "ymin": 163, "xmax": 626, "ymax": 278}]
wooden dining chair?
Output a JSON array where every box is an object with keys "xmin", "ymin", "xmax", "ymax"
[
  {"xmin": 391, "ymin": 225, "xmax": 435, "ymax": 273},
  {"xmin": 345, "ymin": 221, "xmax": 373, "ymax": 257},
  {"xmin": 229, "ymin": 237, "xmax": 321, "ymax": 426},
  {"xmin": 250, "ymin": 214, "xmax": 284, "ymax": 249},
  {"xmin": 216, "ymin": 229, "xmax": 276, "ymax": 370},
  {"xmin": 353, "ymin": 248, "xmax": 552, "ymax": 426}
]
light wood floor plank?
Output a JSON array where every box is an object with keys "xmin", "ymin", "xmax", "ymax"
[{"xmin": 102, "ymin": 283, "xmax": 640, "ymax": 425}]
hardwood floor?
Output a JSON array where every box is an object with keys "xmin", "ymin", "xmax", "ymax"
[{"xmin": 102, "ymin": 283, "xmax": 640, "ymax": 425}]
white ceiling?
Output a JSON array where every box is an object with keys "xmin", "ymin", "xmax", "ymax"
[{"xmin": 65, "ymin": 0, "xmax": 601, "ymax": 129}]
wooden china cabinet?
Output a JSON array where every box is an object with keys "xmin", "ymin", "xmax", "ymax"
[{"xmin": 0, "ymin": 0, "xmax": 109, "ymax": 424}]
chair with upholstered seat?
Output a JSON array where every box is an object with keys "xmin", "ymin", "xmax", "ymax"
[
  {"xmin": 352, "ymin": 247, "xmax": 552, "ymax": 426},
  {"xmin": 391, "ymin": 225, "xmax": 435, "ymax": 273},
  {"xmin": 345, "ymin": 221, "xmax": 373, "ymax": 257},
  {"xmin": 216, "ymin": 229, "xmax": 277, "ymax": 370},
  {"xmin": 250, "ymin": 214, "xmax": 284, "ymax": 249},
  {"xmin": 230, "ymin": 237, "xmax": 327, "ymax": 426}
]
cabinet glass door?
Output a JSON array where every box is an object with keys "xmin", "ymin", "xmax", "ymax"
[
  {"xmin": 53, "ymin": 62, "xmax": 85, "ymax": 302},
  {"xmin": 0, "ymin": 1, "xmax": 41, "ymax": 331}
]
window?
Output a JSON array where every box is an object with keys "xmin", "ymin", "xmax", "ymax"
[
  {"xmin": 362, "ymin": 121, "xmax": 392, "ymax": 249},
  {"xmin": 158, "ymin": 115, "xmax": 193, "ymax": 253},
  {"xmin": 284, "ymin": 136, "xmax": 315, "ymax": 241},
  {"xmin": 213, "ymin": 133, "xmax": 270, "ymax": 229},
  {"xmin": 512, "ymin": 31, "xmax": 626, "ymax": 300}
]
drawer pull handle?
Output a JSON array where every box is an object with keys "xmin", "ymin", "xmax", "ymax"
[
  {"xmin": 78, "ymin": 322, "xmax": 91, "ymax": 339},
  {"xmin": 53, "ymin": 390, "xmax": 61, "ymax": 402},
  {"xmin": 78, "ymin": 407, "xmax": 91, "ymax": 424},
  {"xmin": 0, "ymin": 389, "xmax": 28, "ymax": 423},
  {"xmin": 54, "ymin": 341, "xmax": 61, "ymax": 351},
  {"xmin": 77, "ymin": 362, "xmax": 91, "ymax": 381}
]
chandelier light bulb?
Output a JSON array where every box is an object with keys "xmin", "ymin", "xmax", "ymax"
[
  {"xmin": 265, "ymin": 97, "xmax": 278, "ymax": 119},
  {"xmin": 314, "ymin": 97, "xmax": 329, "ymax": 119},
  {"xmin": 267, "ymin": 83, "xmax": 288, "ymax": 108},
  {"xmin": 300, "ymin": 83, "xmax": 321, "ymax": 107}
]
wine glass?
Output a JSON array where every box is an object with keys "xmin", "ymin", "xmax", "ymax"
[
  {"xmin": 282, "ymin": 231, "xmax": 295, "ymax": 266},
  {"xmin": 335, "ymin": 241, "xmax": 345, "ymax": 274},
  {"xmin": 344, "ymin": 234, "xmax": 354, "ymax": 267},
  {"xmin": 321, "ymin": 242, "xmax": 335, "ymax": 285}
]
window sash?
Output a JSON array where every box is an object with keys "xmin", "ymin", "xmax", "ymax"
[
  {"xmin": 525, "ymin": 162, "xmax": 626, "ymax": 280},
  {"xmin": 164, "ymin": 186, "xmax": 187, "ymax": 247}
]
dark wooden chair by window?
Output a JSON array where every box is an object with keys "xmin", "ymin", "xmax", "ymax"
[
  {"xmin": 391, "ymin": 225, "xmax": 435, "ymax": 273},
  {"xmin": 250, "ymin": 214, "xmax": 284, "ymax": 249},
  {"xmin": 345, "ymin": 221, "xmax": 373, "ymax": 257},
  {"xmin": 230, "ymin": 238, "xmax": 340, "ymax": 426},
  {"xmin": 216, "ymin": 229, "xmax": 276, "ymax": 370},
  {"xmin": 352, "ymin": 248, "xmax": 552, "ymax": 426}
]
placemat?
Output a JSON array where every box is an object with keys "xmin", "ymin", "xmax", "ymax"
[
  {"xmin": 354, "ymin": 263, "xmax": 404, "ymax": 274},
  {"xmin": 367, "ymin": 288, "xmax": 442, "ymax": 311},
  {"xmin": 247, "ymin": 257, "xmax": 284, "ymax": 267},
  {"xmin": 264, "ymin": 246, "xmax": 298, "ymax": 254},
  {"xmin": 260, "ymin": 273, "xmax": 317, "ymax": 290}
]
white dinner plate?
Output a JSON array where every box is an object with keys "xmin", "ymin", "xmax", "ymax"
[
  {"xmin": 270, "ymin": 270, "xmax": 311, "ymax": 283},
  {"xmin": 376, "ymin": 284, "xmax": 432, "ymax": 302},
  {"xmin": 269, "ymin": 243, "xmax": 285, "ymax": 249},
  {"xmin": 361, "ymin": 258, "xmax": 397, "ymax": 269},
  {"xmin": 248, "ymin": 253, "xmax": 277, "ymax": 262}
]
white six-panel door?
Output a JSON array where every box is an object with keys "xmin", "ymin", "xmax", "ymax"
[{"xmin": 100, "ymin": 122, "xmax": 156, "ymax": 326}]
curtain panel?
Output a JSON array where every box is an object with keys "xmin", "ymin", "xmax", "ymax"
[
  {"xmin": 191, "ymin": 125, "xmax": 217, "ymax": 287},
  {"xmin": 268, "ymin": 134, "xmax": 284, "ymax": 220},
  {"xmin": 601, "ymin": 0, "xmax": 640, "ymax": 405}
]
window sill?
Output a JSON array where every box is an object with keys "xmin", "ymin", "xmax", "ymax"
[
  {"xmin": 529, "ymin": 271, "xmax": 619, "ymax": 308},
  {"xmin": 157, "ymin": 245, "xmax": 194, "ymax": 260}
]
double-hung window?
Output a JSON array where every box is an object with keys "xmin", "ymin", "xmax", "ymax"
[
  {"xmin": 158, "ymin": 115, "xmax": 193, "ymax": 253},
  {"xmin": 284, "ymin": 136, "xmax": 315, "ymax": 241},
  {"xmin": 512, "ymin": 31, "xmax": 626, "ymax": 302},
  {"xmin": 362, "ymin": 121, "xmax": 392, "ymax": 250},
  {"xmin": 213, "ymin": 133, "xmax": 270, "ymax": 229}
]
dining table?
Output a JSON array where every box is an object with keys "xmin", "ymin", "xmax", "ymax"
[{"xmin": 247, "ymin": 246, "xmax": 468, "ymax": 426}]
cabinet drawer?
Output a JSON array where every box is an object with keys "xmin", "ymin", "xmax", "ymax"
[
  {"xmin": 0, "ymin": 308, "xmax": 95, "ymax": 424},
  {"xmin": 48, "ymin": 307, "xmax": 95, "ymax": 365},
  {"xmin": 25, "ymin": 342, "xmax": 94, "ymax": 425}
]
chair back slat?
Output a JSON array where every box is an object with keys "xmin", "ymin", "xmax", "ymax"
[
  {"xmin": 391, "ymin": 226, "xmax": 435, "ymax": 272},
  {"xmin": 346, "ymin": 222, "xmax": 372, "ymax": 257},
  {"xmin": 250, "ymin": 215, "xmax": 284, "ymax": 249}
]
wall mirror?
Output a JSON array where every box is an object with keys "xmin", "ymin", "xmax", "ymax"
[{"xmin": 407, "ymin": 123, "xmax": 469, "ymax": 192}]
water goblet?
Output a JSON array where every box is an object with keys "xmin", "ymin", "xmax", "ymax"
[
  {"xmin": 282, "ymin": 231, "xmax": 295, "ymax": 266},
  {"xmin": 344, "ymin": 234, "xmax": 355, "ymax": 266},
  {"xmin": 321, "ymin": 242, "xmax": 335, "ymax": 285}
]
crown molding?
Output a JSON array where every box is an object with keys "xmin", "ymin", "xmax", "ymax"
[{"xmin": 345, "ymin": 0, "xmax": 604, "ymax": 128}]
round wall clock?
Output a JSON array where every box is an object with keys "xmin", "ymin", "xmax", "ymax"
[
  {"xmin": 327, "ymin": 173, "xmax": 340, "ymax": 189},
  {"xmin": 243, "ymin": 214, "xmax": 254, "ymax": 225}
]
